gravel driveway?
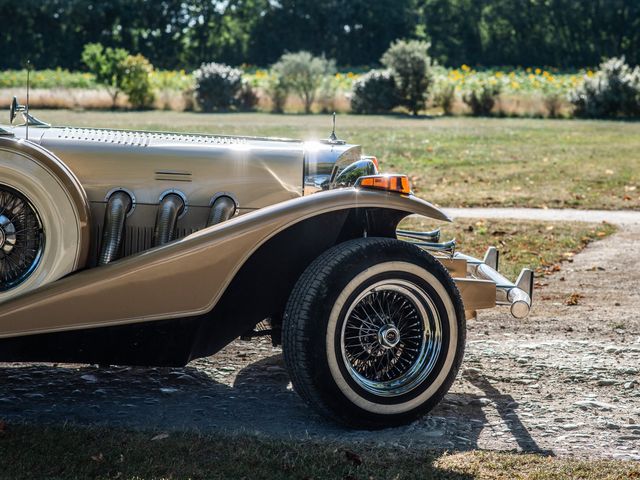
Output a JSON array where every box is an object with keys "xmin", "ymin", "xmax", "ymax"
[{"xmin": 1, "ymin": 209, "xmax": 639, "ymax": 460}]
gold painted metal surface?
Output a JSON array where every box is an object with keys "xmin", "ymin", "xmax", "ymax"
[
  {"xmin": 0, "ymin": 188, "xmax": 450, "ymax": 338},
  {"xmin": 1, "ymin": 126, "xmax": 364, "ymax": 211},
  {"xmin": 0, "ymin": 124, "xmax": 373, "ymax": 268},
  {"xmin": 436, "ymin": 257, "xmax": 467, "ymax": 278},
  {"xmin": 0, "ymin": 137, "xmax": 91, "ymax": 270},
  {"xmin": 37, "ymin": 126, "xmax": 305, "ymax": 209},
  {"xmin": 453, "ymin": 277, "xmax": 497, "ymax": 311}
]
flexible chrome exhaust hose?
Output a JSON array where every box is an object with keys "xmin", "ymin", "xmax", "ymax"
[
  {"xmin": 207, "ymin": 196, "xmax": 236, "ymax": 227},
  {"xmin": 98, "ymin": 191, "xmax": 132, "ymax": 266},
  {"xmin": 153, "ymin": 194, "xmax": 185, "ymax": 246}
]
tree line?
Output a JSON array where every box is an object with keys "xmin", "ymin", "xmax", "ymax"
[{"xmin": 1, "ymin": 0, "xmax": 638, "ymax": 70}]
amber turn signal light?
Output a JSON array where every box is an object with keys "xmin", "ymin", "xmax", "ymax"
[{"xmin": 355, "ymin": 174, "xmax": 412, "ymax": 195}]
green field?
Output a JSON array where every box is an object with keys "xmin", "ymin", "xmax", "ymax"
[
  {"xmin": 0, "ymin": 66, "xmax": 586, "ymax": 94},
  {"xmin": 34, "ymin": 110, "xmax": 640, "ymax": 210},
  {"xmin": 0, "ymin": 425, "xmax": 637, "ymax": 480},
  {"xmin": 405, "ymin": 217, "xmax": 615, "ymax": 280}
]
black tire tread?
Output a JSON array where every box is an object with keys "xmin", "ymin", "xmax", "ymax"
[{"xmin": 282, "ymin": 237, "xmax": 466, "ymax": 428}]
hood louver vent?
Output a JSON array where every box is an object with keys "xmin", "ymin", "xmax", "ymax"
[{"xmin": 58, "ymin": 128, "xmax": 247, "ymax": 147}]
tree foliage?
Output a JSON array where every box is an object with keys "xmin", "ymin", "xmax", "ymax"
[
  {"xmin": 350, "ymin": 69, "xmax": 399, "ymax": 114},
  {"xmin": 81, "ymin": 43, "xmax": 129, "ymax": 108},
  {"xmin": 194, "ymin": 62, "xmax": 243, "ymax": 112},
  {"xmin": 462, "ymin": 79, "xmax": 502, "ymax": 116},
  {"xmin": 82, "ymin": 43, "xmax": 154, "ymax": 109},
  {"xmin": 569, "ymin": 57, "xmax": 640, "ymax": 118},
  {"xmin": 271, "ymin": 52, "xmax": 335, "ymax": 114},
  {"xmin": 381, "ymin": 40, "xmax": 434, "ymax": 115},
  {"xmin": 121, "ymin": 54, "xmax": 155, "ymax": 110},
  {"xmin": 0, "ymin": 0, "xmax": 638, "ymax": 69}
]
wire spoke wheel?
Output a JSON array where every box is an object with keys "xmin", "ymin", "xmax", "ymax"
[
  {"xmin": 340, "ymin": 280, "xmax": 442, "ymax": 397},
  {"xmin": 0, "ymin": 185, "xmax": 44, "ymax": 291},
  {"xmin": 283, "ymin": 237, "xmax": 464, "ymax": 427}
]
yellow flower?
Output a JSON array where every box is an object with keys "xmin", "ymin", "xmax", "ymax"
[
  {"xmin": 461, "ymin": 64, "xmax": 470, "ymax": 72},
  {"xmin": 535, "ymin": 68, "xmax": 542, "ymax": 75},
  {"xmin": 526, "ymin": 67, "xmax": 532, "ymax": 73},
  {"xmin": 495, "ymin": 71, "xmax": 504, "ymax": 78},
  {"xmin": 587, "ymin": 70, "xmax": 594, "ymax": 77},
  {"xmin": 511, "ymin": 81, "xmax": 520, "ymax": 90}
]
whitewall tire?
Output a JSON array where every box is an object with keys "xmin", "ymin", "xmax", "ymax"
[
  {"xmin": 283, "ymin": 237, "xmax": 466, "ymax": 428},
  {"xmin": 0, "ymin": 140, "xmax": 89, "ymax": 303}
]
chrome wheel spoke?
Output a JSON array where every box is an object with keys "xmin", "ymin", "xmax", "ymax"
[
  {"xmin": 340, "ymin": 280, "xmax": 443, "ymax": 397},
  {"xmin": 0, "ymin": 186, "xmax": 44, "ymax": 292}
]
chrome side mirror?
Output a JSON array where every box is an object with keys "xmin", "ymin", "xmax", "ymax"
[
  {"xmin": 8, "ymin": 96, "xmax": 50, "ymax": 127},
  {"xmin": 10, "ymin": 96, "xmax": 19, "ymax": 125}
]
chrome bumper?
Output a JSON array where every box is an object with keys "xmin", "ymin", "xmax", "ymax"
[{"xmin": 397, "ymin": 229, "xmax": 533, "ymax": 318}]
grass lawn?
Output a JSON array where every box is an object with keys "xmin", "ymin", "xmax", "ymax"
[
  {"xmin": 403, "ymin": 217, "xmax": 615, "ymax": 280},
  {"xmin": 0, "ymin": 424, "xmax": 638, "ymax": 480},
  {"xmin": 32, "ymin": 110, "xmax": 640, "ymax": 211}
]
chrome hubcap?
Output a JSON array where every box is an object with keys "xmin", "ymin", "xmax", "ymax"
[
  {"xmin": 378, "ymin": 324, "xmax": 401, "ymax": 348},
  {"xmin": 340, "ymin": 280, "xmax": 443, "ymax": 397},
  {"xmin": 0, "ymin": 186, "xmax": 44, "ymax": 291}
]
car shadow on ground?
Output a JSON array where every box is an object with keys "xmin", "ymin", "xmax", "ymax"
[{"xmin": 0, "ymin": 353, "xmax": 549, "ymax": 454}]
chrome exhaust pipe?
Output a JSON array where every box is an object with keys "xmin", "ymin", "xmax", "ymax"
[
  {"xmin": 98, "ymin": 190, "xmax": 133, "ymax": 265},
  {"xmin": 154, "ymin": 193, "xmax": 185, "ymax": 246},
  {"xmin": 207, "ymin": 195, "xmax": 236, "ymax": 227},
  {"xmin": 411, "ymin": 239, "xmax": 456, "ymax": 256},
  {"xmin": 397, "ymin": 228, "xmax": 454, "ymax": 255},
  {"xmin": 397, "ymin": 228, "xmax": 441, "ymax": 242}
]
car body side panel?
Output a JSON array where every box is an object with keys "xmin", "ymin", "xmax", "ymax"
[{"xmin": 0, "ymin": 188, "xmax": 450, "ymax": 339}]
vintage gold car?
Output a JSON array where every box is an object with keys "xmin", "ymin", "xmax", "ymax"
[{"xmin": 0, "ymin": 99, "xmax": 532, "ymax": 428}]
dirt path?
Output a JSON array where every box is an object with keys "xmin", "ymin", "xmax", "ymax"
[
  {"xmin": 1, "ymin": 209, "xmax": 639, "ymax": 459},
  {"xmin": 443, "ymin": 207, "xmax": 640, "ymax": 225}
]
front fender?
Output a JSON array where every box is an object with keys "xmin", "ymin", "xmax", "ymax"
[{"xmin": 0, "ymin": 188, "xmax": 449, "ymax": 338}]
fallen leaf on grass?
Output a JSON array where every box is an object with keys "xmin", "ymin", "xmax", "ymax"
[
  {"xmin": 151, "ymin": 433, "xmax": 169, "ymax": 441},
  {"xmin": 565, "ymin": 293, "xmax": 584, "ymax": 306},
  {"xmin": 91, "ymin": 453, "xmax": 104, "ymax": 463},
  {"xmin": 342, "ymin": 449, "xmax": 363, "ymax": 466}
]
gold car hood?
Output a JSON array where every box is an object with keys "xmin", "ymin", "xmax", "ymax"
[{"xmin": 4, "ymin": 125, "xmax": 363, "ymax": 210}]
